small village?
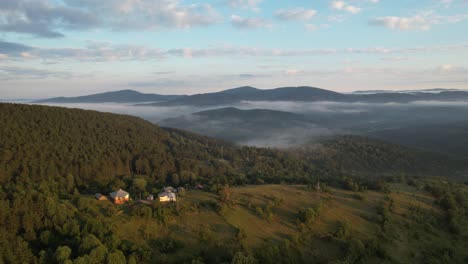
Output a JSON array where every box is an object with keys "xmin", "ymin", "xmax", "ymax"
[{"xmin": 94, "ymin": 184, "xmax": 204, "ymax": 205}]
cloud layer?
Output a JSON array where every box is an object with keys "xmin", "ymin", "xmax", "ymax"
[
  {"xmin": 370, "ymin": 11, "xmax": 468, "ymax": 31},
  {"xmin": 231, "ymin": 15, "xmax": 272, "ymax": 29},
  {"xmin": 275, "ymin": 8, "xmax": 317, "ymax": 21},
  {"xmin": 2, "ymin": 39, "xmax": 466, "ymax": 61},
  {"xmin": 0, "ymin": 0, "xmax": 221, "ymax": 38}
]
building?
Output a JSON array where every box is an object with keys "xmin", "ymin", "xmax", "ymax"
[
  {"xmin": 109, "ymin": 189, "xmax": 130, "ymax": 204},
  {"xmin": 147, "ymin": 194, "xmax": 154, "ymax": 201},
  {"xmin": 158, "ymin": 192, "xmax": 177, "ymax": 202},
  {"xmin": 95, "ymin": 193, "xmax": 108, "ymax": 201},
  {"xmin": 163, "ymin": 186, "xmax": 176, "ymax": 193}
]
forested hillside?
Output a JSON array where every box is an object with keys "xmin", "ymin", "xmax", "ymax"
[
  {"xmin": 368, "ymin": 121, "xmax": 468, "ymax": 158},
  {"xmin": 293, "ymin": 136, "xmax": 466, "ymax": 177},
  {"xmin": 1, "ymin": 103, "xmax": 459, "ymax": 192},
  {"xmin": 0, "ymin": 103, "xmax": 322, "ymax": 191},
  {"xmin": 1, "ymin": 103, "xmax": 467, "ymax": 263}
]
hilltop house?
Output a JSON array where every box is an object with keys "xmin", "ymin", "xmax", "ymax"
[
  {"xmin": 158, "ymin": 192, "xmax": 177, "ymax": 202},
  {"xmin": 95, "ymin": 193, "xmax": 108, "ymax": 201},
  {"xmin": 109, "ymin": 189, "xmax": 130, "ymax": 204},
  {"xmin": 163, "ymin": 186, "xmax": 176, "ymax": 193}
]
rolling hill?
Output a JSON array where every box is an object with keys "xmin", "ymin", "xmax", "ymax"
[
  {"xmin": 1, "ymin": 103, "xmax": 467, "ymax": 263},
  {"xmin": 160, "ymin": 107, "xmax": 331, "ymax": 147},
  {"xmin": 367, "ymin": 120, "xmax": 468, "ymax": 158},
  {"xmin": 146, "ymin": 86, "xmax": 347, "ymax": 106},
  {"xmin": 35, "ymin": 86, "xmax": 468, "ymax": 106},
  {"xmin": 145, "ymin": 86, "xmax": 468, "ymax": 106},
  {"xmin": 33, "ymin": 89, "xmax": 185, "ymax": 103}
]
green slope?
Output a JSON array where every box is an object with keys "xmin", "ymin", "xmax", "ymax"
[{"xmin": 1, "ymin": 103, "xmax": 467, "ymax": 263}]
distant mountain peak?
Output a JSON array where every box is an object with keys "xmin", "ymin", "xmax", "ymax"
[
  {"xmin": 112, "ymin": 89, "xmax": 141, "ymax": 93},
  {"xmin": 33, "ymin": 89, "xmax": 184, "ymax": 104},
  {"xmin": 219, "ymin": 86, "xmax": 260, "ymax": 94},
  {"xmin": 351, "ymin": 88, "xmax": 463, "ymax": 95}
]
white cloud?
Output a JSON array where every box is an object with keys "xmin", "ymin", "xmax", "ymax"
[
  {"xmin": 2, "ymin": 39, "xmax": 468, "ymax": 61},
  {"xmin": 305, "ymin": 24, "xmax": 318, "ymax": 31},
  {"xmin": 304, "ymin": 23, "xmax": 330, "ymax": 32},
  {"xmin": 0, "ymin": 66, "xmax": 83, "ymax": 80},
  {"xmin": 284, "ymin": 69, "xmax": 301, "ymax": 75},
  {"xmin": 345, "ymin": 6, "xmax": 361, "ymax": 14},
  {"xmin": 380, "ymin": 56, "xmax": 409, "ymax": 62},
  {"xmin": 439, "ymin": 0, "xmax": 453, "ymax": 7},
  {"xmin": 20, "ymin": 52, "xmax": 35, "ymax": 58},
  {"xmin": 0, "ymin": 0, "xmax": 222, "ymax": 38},
  {"xmin": 331, "ymin": 1, "xmax": 361, "ymax": 14},
  {"xmin": 332, "ymin": 1, "xmax": 346, "ymax": 9},
  {"xmin": 370, "ymin": 11, "xmax": 468, "ymax": 31},
  {"xmin": 370, "ymin": 14, "xmax": 432, "ymax": 31},
  {"xmin": 275, "ymin": 8, "xmax": 317, "ymax": 21},
  {"xmin": 432, "ymin": 64, "xmax": 467, "ymax": 76},
  {"xmin": 231, "ymin": 15, "xmax": 272, "ymax": 29},
  {"xmin": 227, "ymin": 0, "xmax": 262, "ymax": 9},
  {"xmin": 440, "ymin": 64, "xmax": 454, "ymax": 71}
]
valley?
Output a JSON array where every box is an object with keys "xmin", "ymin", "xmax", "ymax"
[{"xmin": 1, "ymin": 103, "xmax": 468, "ymax": 263}]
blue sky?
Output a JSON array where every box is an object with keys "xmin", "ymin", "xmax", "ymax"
[{"xmin": 1, "ymin": 0, "xmax": 468, "ymax": 98}]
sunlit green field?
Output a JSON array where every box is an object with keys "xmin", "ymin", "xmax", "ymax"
[{"xmin": 80, "ymin": 182, "xmax": 467, "ymax": 263}]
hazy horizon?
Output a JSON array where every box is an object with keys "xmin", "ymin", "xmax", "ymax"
[
  {"xmin": 3, "ymin": 85, "xmax": 468, "ymax": 100},
  {"xmin": 1, "ymin": 0, "xmax": 468, "ymax": 99}
]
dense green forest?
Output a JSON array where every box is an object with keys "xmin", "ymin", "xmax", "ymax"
[
  {"xmin": 0, "ymin": 103, "xmax": 320, "ymax": 190},
  {"xmin": 1, "ymin": 103, "xmax": 467, "ymax": 263},
  {"xmin": 293, "ymin": 135, "xmax": 466, "ymax": 177}
]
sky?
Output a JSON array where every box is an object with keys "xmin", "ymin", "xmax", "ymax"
[{"xmin": 1, "ymin": 0, "xmax": 468, "ymax": 99}]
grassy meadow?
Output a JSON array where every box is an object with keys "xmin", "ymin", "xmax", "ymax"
[{"xmin": 76, "ymin": 182, "xmax": 467, "ymax": 263}]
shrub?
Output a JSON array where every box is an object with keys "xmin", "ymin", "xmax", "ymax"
[
  {"xmin": 334, "ymin": 221, "xmax": 351, "ymax": 239},
  {"xmin": 352, "ymin": 193, "xmax": 365, "ymax": 201},
  {"xmin": 152, "ymin": 237, "xmax": 184, "ymax": 254},
  {"xmin": 298, "ymin": 204, "xmax": 322, "ymax": 226}
]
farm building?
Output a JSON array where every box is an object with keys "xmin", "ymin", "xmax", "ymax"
[
  {"xmin": 158, "ymin": 192, "xmax": 177, "ymax": 202},
  {"xmin": 109, "ymin": 189, "xmax": 130, "ymax": 204},
  {"xmin": 163, "ymin": 186, "xmax": 176, "ymax": 193},
  {"xmin": 95, "ymin": 193, "xmax": 107, "ymax": 201}
]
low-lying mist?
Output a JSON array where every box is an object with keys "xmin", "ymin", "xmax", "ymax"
[
  {"xmin": 32, "ymin": 100, "xmax": 468, "ymax": 151},
  {"xmin": 36, "ymin": 102, "xmax": 208, "ymax": 123}
]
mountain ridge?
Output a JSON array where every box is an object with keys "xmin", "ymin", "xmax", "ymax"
[
  {"xmin": 33, "ymin": 89, "xmax": 185, "ymax": 103},
  {"xmin": 33, "ymin": 86, "xmax": 468, "ymax": 106},
  {"xmin": 147, "ymin": 86, "xmax": 468, "ymax": 106}
]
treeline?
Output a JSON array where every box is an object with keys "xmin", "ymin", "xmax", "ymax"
[{"xmin": 292, "ymin": 135, "xmax": 463, "ymax": 177}]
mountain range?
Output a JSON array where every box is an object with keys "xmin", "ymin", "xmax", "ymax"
[
  {"xmin": 144, "ymin": 86, "xmax": 468, "ymax": 106},
  {"xmin": 34, "ymin": 86, "xmax": 468, "ymax": 105},
  {"xmin": 33, "ymin": 89, "xmax": 185, "ymax": 103},
  {"xmin": 350, "ymin": 88, "xmax": 463, "ymax": 95}
]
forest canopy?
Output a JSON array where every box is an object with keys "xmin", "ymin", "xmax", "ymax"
[{"xmin": 1, "ymin": 103, "xmax": 467, "ymax": 263}]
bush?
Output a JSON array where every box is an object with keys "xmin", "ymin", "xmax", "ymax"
[
  {"xmin": 352, "ymin": 193, "xmax": 365, "ymax": 201},
  {"xmin": 334, "ymin": 221, "xmax": 351, "ymax": 239},
  {"xmin": 298, "ymin": 204, "xmax": 322, "ymax": 226},
  {"xmin": 152, "ymin": 237, "xmax": 184, "ymax": 254}
]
